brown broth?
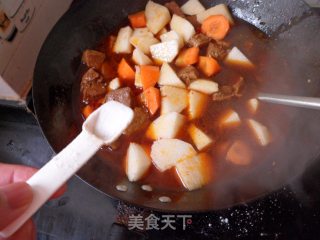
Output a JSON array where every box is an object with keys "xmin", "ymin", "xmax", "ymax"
[{"xmin": 78, "ymin": 18, "xmax": 289, "ymax": 192}]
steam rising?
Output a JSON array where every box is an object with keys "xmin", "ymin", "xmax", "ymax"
[{"xmin": 214, "ymin": 13, "xmax": 320, "ymax": 208}]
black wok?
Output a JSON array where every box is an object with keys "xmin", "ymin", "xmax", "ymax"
[{"xmin": 33, "ymin": 0, "xmax": 320, "ymax": 212}]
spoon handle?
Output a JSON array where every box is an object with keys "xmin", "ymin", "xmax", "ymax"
[
  {"xmin": 0, "ymin": 131, "xmax": 104, "ymax": 238},
  {"xmin": 258, "ymin": 93, "xmax": 320, "ymax": 110}
]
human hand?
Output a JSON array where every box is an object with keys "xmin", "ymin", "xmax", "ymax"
[{"xmin": 0, "ymin": 163, "xmax": 66, "ymax": 240}]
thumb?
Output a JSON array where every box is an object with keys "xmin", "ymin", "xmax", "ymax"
[{"xmin": 0, "ymin": 182, "xmax": 33, "ymax": 230}]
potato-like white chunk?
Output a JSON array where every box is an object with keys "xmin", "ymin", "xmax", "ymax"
[
  {"xmin": 170, "ymin": 14, "xmax": 196, "ymax": 42},
  {"xmin": 160, "ymin": 86, "xmax": 188, "ymax": 115},
  {"xmin": 126, "ymin": 143, "xmax": 151, "ymax": 182},
  {"xmin": 145, "ymin": 1, "xmax": 171, "ymax": 34},
  {"xmin": 160, "ymin": 30, "xmax": 184, "ymax": 49},
  {"xmin": 188, "ymin": 90, "xmax": 208, "ymax": 120},
  {"xmin": 158, "ymin": 62, "xmax": 186, "ymax": 88},
  {"xmin": 151, "ymin": 139, "xmax": 197, "ymax": 172},
  {"xmin": 189, "ymin": 80, "xmax": 219, "ymax": 94},
  {"xmin": 220, "ymin": 109, "xmax": 241, "ymax": 127},
  {"xmin": 196, "ymin": 4, "xmax": 234, "ymax": 24},
  {"xmin": 150, "ymin": 40, "xmax": 179, "ymax": 63},
  {"xmin": 132, "ymin": 48, "xmax": 153, "ymax": 65},
  {"xmin": 146, "ymin": 112, "xmax": 186, "ymax": 140},
  {"xmin": 113, "ymin": 26, "xmax": 133, "ymax": 54},
  {"xmin": 130, "ymin": 28, "xmax": 159, "ymax": 54},
  {"xmin": 247, "ymin": 119, "xmax": 271, "ymax": 146},
  {"xmin": 225, "ymin": 47, "xmax": 254, "ymax": 68},
  {"xmin": 247, "ymin": 98, "xmax": 259, "ymax": 114},
  {"xmin": 188, "ymin": 124, "xmax": 213, "ymax": 150},
  {"xmin": 226, "ymin": 140, "xmax": 252, "ymax": 165},
  {"xmin": 176, "ymin": 153, "xmax": 212, "ymax": 191},
  {"xmin": 181, "ymin": 0, "xmax": 205, "ymax": 15},
  {"xmin": 108, "ymin": 77, "xmax": 121, "ymax": 90},
  {"xmin": 134, "ymin": 66, "xmax": 143, "ymax": 88}
]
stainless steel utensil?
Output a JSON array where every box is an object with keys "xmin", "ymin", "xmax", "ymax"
[{"xmin": 258, "ymin": 93, "xmax": 320, "ymax": 110}]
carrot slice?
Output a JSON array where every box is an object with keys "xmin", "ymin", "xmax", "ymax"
[
  {"xmin": 118, "ymin": 58, "xmax": 135, "ymax": 82},
  {"xmin": 128, "ymin": 11, "xmax": 147, "ymax": 28},
  {"xmin": 143, "ymin": 87, "xmax": 161, "ymax": 115},
  {"xmin": 140, "ymin": 65, "xmax": 160, "ymax": 90},
  {"xmin": 201, "ymin": 15, "xmax": 230, "ymax": 40},
  {"xmin": 198, "ymin": 56, "xmax": 221, "ymax": 77},
  {"xmin": 175, "ymin": 47, "xmax": 199, "ymax": 67},
  {"xmin": 82, "ymin": 105, "xmax": 94, "ymax": 119}
]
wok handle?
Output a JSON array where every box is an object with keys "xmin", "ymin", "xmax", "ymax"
[
  {"xmin": 258, "ymin": 93, "xmax": 320, "ymax": 110},
  {"xmin": 0, "ymin": 131, "xmax": 103, "ymax": 238}
]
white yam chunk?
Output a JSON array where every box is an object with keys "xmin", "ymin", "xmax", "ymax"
[
  {"xmin": 134, "ymin": 66, "xmax": 143, "ymax": 88},
  {"xmin": 220, "ymin": 109, "xmax": 241, "ymax": 127},
  {"xmin": 170, "ymin": 14, "xmax": 196, "ymax": 42},
  {"xmin": 176, "ymin": 153, "xmax": 212, "ymax": 191},
  {"xmin": 126, "ymin": 143, "xmax": 151, "ymax": 182},
  {"xmin": 196, "ymin": 4, "xmax": 234, "ymax": 24},
  {"xmin": 132, "ymin": 48, "xmax": 153, "ymax": 65},
  {"xmin": 188, "ymin": 124, "xmax": 213, "ymax": 151},
  {"xmin": 181, "ymin": 0, "xmax": 205, "ymax": 15},
  {"xmin": 146, "ymin": 112, "xmax": 186, "ymax": 140},
  {"xmin": 160, "ymin": 86, "xmax": 188, "ymax": 115},
  {"xmin": 108, "ymin": 77, "xmax": 121, "ymax": 90},
  {"xmin": 226, "ymin": 140, "xmax": 252, "ymax": 165},
  {"xmin": 160, "ymin": 30, "xmax": 184, "ymax": 49},
  {"xmin": 130, "ymin": 28, "xmax": 159, "ymax": 54},
  {"xmin": 247, "ymin": 98, "xmax": 259, "ymax": 114},
  {"xmin": 225, "ymin": 47, "xmax": 254, "ymax": 68},
  {"xmin": 145, "ymin": 1, "xmax": 171, "ymax": 34},
  {"xmin": 113, "ymin": 26, "xmax": 133, "ymax": 54},
  {"xmin": 158, "ymin": 62, "xmax": 186, "ymax": 88},
  {"xmin": 247, "ymin": 119, "xmax": 271, "ymax": 146},
  {"xmin": 189, "ymin": 80, "xmax": 219, "ymax": 94},
  {"xmin": 151, "ymin": 139, "xmax": 197, "ymax": 172},
  {"xmin": 188, "ymin": 90, "xmax": 208, "ymax": 120},
  {"xmin": 150, "ymin": 40, "xmax": 179, "ymax": 63}
]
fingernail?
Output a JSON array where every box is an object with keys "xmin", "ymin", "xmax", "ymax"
[{"xmin": 0, "ymin": 182, "xmax": 33, "ymax": 209}]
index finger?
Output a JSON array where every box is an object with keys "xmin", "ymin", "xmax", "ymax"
[
  {"xmin": 0, "ymin": 163, "xmax": 66, "ymax": 199},
  {"xmin": 0, "ymin": 163, "xmax": 37, "ymax": 185}
]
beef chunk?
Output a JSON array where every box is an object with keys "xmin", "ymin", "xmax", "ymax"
[
  {"xmin": 82, "ymin": 49, "xmax": 106, "ymax": 69},
  {"xmin": 165, "ymin": 1, "xmax": 185, "ymax": 17},
  {"xmin": 186, "ymin": 15, "xmax": 201, "ymax": 29},
  {"xmin": 212, "ymin": 77, "xmax": 244, "ymax": 101},
  {"xmin": 105, "ymin": 87, "xmax": 133, "ymax": 107},
  {"xmin": 178, "ymin": 66, "xmax": 199, "ymax": 85},
  {"xmin": 212, "ymin": 86, "xmax": 234, "ymax": 101},
  {"xmin": 187, "ymin": 33, "xmax": 211, "ymax": 48},
  {"xmin": 164, "ymin": 2, "xmax": 200, "ymax": 28},
  {"xmin": 124, "ymin": 107, "xmax": 150, "ymax": 135},
  {"xmin": 207, "ymin": 41, "xmax": 230, "ymax": 60},
  {"xmin": 206, "ymin": 41, "xmax": 230, "ymax": 60},
  {"xmin": 81, "ymin": 68, "xmax": 107, "ymax": 101}
]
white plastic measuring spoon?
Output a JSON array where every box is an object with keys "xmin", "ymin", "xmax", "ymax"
[{"xmin": 0, "ymin": 101, "xmax": 134, "ymax": 238}]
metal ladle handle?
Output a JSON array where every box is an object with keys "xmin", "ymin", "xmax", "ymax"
[{"xmin": 258, "ymin": 93, "xmax": 320, "ymax": 110}]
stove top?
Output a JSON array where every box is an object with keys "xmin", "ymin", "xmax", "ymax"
[{"xmin": 1, "ymin": 101, "xmax": 320, "ymax": 240}]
